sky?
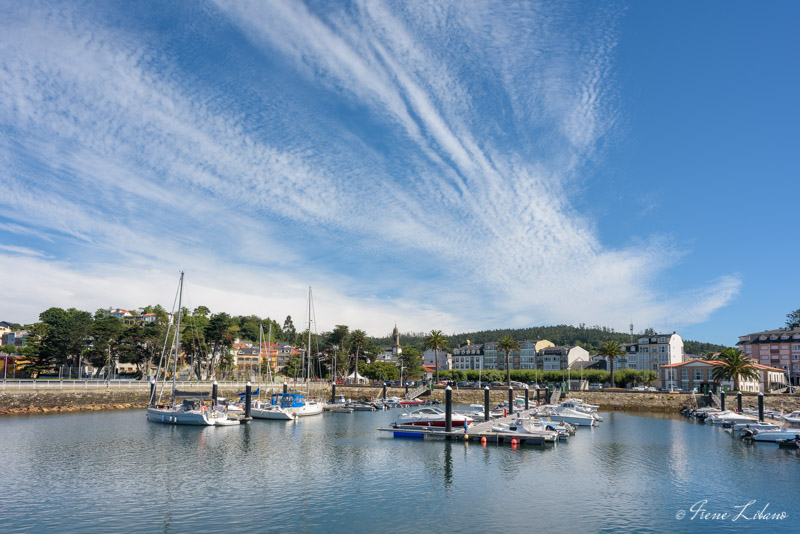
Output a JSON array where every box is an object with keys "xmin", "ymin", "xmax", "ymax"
[{"xmin": 0, "ymin": 0, "xmax": 797, "ymax": 346}]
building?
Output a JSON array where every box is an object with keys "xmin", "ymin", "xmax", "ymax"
[
  {"xmin": 624, "ymin": 332, "xmax": 684, "ymax": 371},
  {"xmin": 489, "ymin": 339, "xmax": 555, "ymax": 371},
  {"xmin": 452, "ymin": 342, "xmax": 484, "ymax": 370},
  {"xmin": 736, "ymin": 327, "xmax": 800, "ymax": 386},
  {"xmin": 538, "ymin": 345, "xmax": 591, "ymax": 371},
  {"xmin": 660, "ymin": 359, "xmax": 788, "ymax": 393},
  {"xmin": 423, "ymin": 348, "xmax": 451, "ymax": 370}
]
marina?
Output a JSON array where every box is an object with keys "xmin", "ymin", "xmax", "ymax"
[{"xmin": 3, "ymin": 405, "xmax": 800, "ymax": 533}]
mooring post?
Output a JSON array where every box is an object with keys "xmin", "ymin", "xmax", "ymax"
[
  {"xmin": 508, "ymin": 387, "xmax": 514, "ymax": 416},
  {"xmin": 245, "ymin": 382, "xmax": 252, "ymax": 419},
  {"xmin": 382, "ymin": 383, "xmax": 387, "ymax": 400},
  {"xmin": 283, "ymin": 382, "xmax": 288, "ymax": 394},
  {"xmin": 445, "ymin": 386, "xmax": 452, "ymax": 433},
  {"xmin": 545, "ymin": 387, "xmax": 549, "ymax": 404},
  {"xmin": 484, "ymin": 386, "xmax": 490, "ymax": 422},
  {"xmin": 536, "ymin": 388, "xmax": 541, "ymax": 404},
  {"xmin": 758, "ymin": 392, "xmax": 764, "ymax": 422},
  {"xmin": 331, "ymin": 383, "xmax": 336, "ymax": 404},
  {"xmin": 212, "ymin": 380, "xmax": 218, "ymax": 406},
  {"xmin": 720, "ymin": 390, "xmax": 726, "ymax": 412},
  {"xmin": 525, "ymin": 385, "xmax": 529, "ymax": 411},
  {"xmin": 737, "ymin": 391, "xmax": 742, "ymax": 413},
  {"xmin": 149, "ymin": 379, "xmax": 156, "ymax": 407}
]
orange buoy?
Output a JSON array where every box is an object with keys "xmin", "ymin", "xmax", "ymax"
[
  {"xmin": 511, "ymin": 438, "xmax": 518, "ymax": 445},
  {"xmin": 480, "ymin": 437, "xmax": 487, "ymax": 444}
]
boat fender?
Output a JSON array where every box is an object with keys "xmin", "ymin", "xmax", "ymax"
[{"xmin": 201, "ymin": 406, "xmax": 207, "ymax": 414}]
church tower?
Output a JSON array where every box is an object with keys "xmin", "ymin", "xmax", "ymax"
[{"xmin": 392, "ymin": 323, "xmax": 402, "ymax": 355}]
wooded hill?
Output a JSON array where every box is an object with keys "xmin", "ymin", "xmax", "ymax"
[{"xmin": 372, "ymin": 324, "xmax": 727, "ymax": 355}]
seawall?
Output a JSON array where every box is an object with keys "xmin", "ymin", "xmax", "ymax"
[{"xmin": 2, "ymin": 385, "xmax": 799, "ymax": 415}]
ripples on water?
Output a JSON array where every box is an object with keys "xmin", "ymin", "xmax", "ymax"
[{"xmin": 1, "ymin": 409, "xmax": 799, "ymax": 533}]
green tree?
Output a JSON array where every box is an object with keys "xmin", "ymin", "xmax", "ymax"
[
  {"xmin": 398, "ymin": 346, "xmax": 424, "ymax": 379},
  {"xmin": 497, "ymin": 335, "xmax": 520, "ymax": 386},
  {"xmin": 19, "ymin": 322, "xmax": 52, "ymax": 378},
  {"xmin": 349, "ymin": 329, "xmax": 366, "ymax": 380},
  {"xmin": 204, "ymin": 312, "xmax": 235, "ymax": 379},
  {"xmin": 712, "ymin": 347, "xmax": 760, "ymax": 392},
  {"xmin": 787, "ymin": 309, "xmax": 800, "ymax": 329},
  {"xmin": 424, "ymin": 330, "xmax": 449, "ymax": 384},
  {"xmin": 85, "ymin": 316, "xmax": 124, "ymax": 377},
  {"xmin": 283, "ymin": 315, "xmax": 297, "ymax": 344},
  {"xmin": 282, "ymin": 354, "xmax": 302, "ymax": 377},
  {"xmin": 598, "ymin": 340, "xmax": 625, "ymax": 388}
]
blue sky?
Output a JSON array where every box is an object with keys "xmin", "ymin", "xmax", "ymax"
[{"xmin": 0, "ymin": 1, "xmax": 797, "ymax": 346}]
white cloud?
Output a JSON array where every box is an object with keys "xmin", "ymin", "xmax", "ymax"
[{"xmin": 0, "ymin": 1, "xmax": 740, "ymax": 338}]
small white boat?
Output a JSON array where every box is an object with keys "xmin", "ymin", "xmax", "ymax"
[
  {"xmin": 547, "ymin": 405, "xmax": 596, "ymax": 426},
  {"xmin": 491, "ymin": 418, "xmax": 559, "ymax": 442},
  {"xmin": 742, "ymin": 427, "xmax": 800, "ymax": 442},
  {"xmin": 395, "ymin": 407, "xmax": 473, "ymax": 428},
  {"xmin": 781, "ymin": 411, "xmax": 800, "ymax": 426},
  {"xmin": 708, "ymin": 411, "xmax": 757, "ymax": 425}
]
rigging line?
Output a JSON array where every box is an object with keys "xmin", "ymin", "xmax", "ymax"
[{"xmin": 151, "ymin": 274, "xmax": 181, "ymax": 406}]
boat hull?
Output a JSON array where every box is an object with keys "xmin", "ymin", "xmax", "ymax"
[{"xmin": 147, "ymin": 407, "xmax": 215, "ymax": 426}]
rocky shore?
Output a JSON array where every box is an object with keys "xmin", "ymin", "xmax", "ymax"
[{"xmin": 2, "ymin": 385, "xmax": 799, "ymax": 415}]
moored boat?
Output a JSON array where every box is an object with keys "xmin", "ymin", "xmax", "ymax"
[{"xmin": 395, "ymin": 406, "xmax": 473, "ymax": 428}]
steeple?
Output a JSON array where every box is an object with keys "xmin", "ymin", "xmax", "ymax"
[{"xmin": 392, "ymin": 323, "xmax": 402, "ymax": 355}]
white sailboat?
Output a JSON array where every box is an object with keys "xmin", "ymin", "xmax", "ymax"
[
  {"xmin": 251, "ymin": 287, "xmax": 322, "ymax": 420},
  {"xmin": 146, "ymin": 272, "xmax": 232, "ymax": 426}
]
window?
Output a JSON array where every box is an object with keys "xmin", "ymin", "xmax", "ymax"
[
  {"xmin": 681, "ymin": 369, "xmax": 688, "ymax": 380},
  {"xmin": 694, "ymin": 370, "xmax": 703, "ymax": 381}
]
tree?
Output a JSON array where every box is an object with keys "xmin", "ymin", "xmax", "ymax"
[
  {"xmin": 787, "ymin": 309, "xmax": 800, "ymax": 329},
  {"xmin": 711, "ymin": 348, "xmax": 760, "ymax": 391},
  {"xmin": 282, "ymin": 354, "xmax": 302, "ymax": 378},
  {"xmin": 398, "ymin": 346, "xmax": 424, "ymax": 379},
  {"xmin": 349, "ymin": 329, "xmax": 366, "ymax": 380},
  {"xmin": 497, "ymin": 336, "xmax": 520, "ymax": 386},
  {"xmin": 85, "ymin": 316, "xmax": 124, "ymax": 377},
  {"xmin": 204, "ymin": 312, "xmax": 235, "ymax": 379},
  {"xmin": 283, "ymin": 315, "xmax": 296, "ymax": 344},
  {"xmin": 598, "ymin": 341, "xmax": 625, "ymax": 388},
  {"xmin": 424, "ymin": 330, "xmax": 449, "ymax": 384},
  {"xmin": 19, "ymin": 322, "xmax": 52, "ymax": 378}
]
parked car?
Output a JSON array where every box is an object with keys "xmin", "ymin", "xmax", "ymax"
[
  {"xmin": 510, "ymin": 381, "xmax": 526, "ymax": 388},
  {"xmin": 490, "ymin": 381, "xmax": 505, "ymax": 387},
  {"xmin": 588, "ymin": 383, "xmax": 603, "ymax": 390}
]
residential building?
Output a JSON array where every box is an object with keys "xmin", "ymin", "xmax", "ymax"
[
  {"xmin": 423, "ymin": 348, "xmax": 451, "ymax": 370},
  {"xmin": 538, "ymin": 345, "xmax": 590, "ymax": 371},
  {"xmin": 624, "ymin": 332, "xmax": 684, "ymax": 371},
  {"xmin": 660, "ymin": 359, "xmax": 788, "ymax": 393},
  {"xmin": 736, "ymin": 327, "xmax": 800, "ymax": 386},
  {"xmin": 492, "ymin": 339, "xmax": 554, "ymax": 371},
  {"xmin": 452, "ymin": 342, "xmax": 484, "ymax": 370}
]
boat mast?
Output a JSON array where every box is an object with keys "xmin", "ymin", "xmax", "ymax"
[
  {"xmin": 307, "ymin": 286, "xmax": 312, "ymax": 388},
  {"xmin": 267, "ymin": 321, "xmax": 273, "ymax": 386},
  {"xmin": 172, "ymin": 271, "xmax": 184, "ymax": 397},
  {"xmin": 258, "ymin": 323, "xmax": 263, "ymax": 398}
]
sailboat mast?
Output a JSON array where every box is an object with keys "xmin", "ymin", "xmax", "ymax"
[
  {"xmin": 173, "ymin": 271, "xmax": 184, "ymax": 394},
  {"xmin": 258, "ymin": 323, "xmax": 263, "ymax": 396},
  {"xmin": 267, "ymin": 322, "xmax": 273, "ymax": 385},
  {"xmin": 307, "ymin": 286, "xmax": 312, "ymax": 385}
]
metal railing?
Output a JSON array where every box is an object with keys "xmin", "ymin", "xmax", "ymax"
[{"xmin": 0, "ymin": 379, "xmax": 289, "ymax": 391}]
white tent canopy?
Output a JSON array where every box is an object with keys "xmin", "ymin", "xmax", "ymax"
[{"xmin": 345, "ymin": 371, "xmax": 368, "ymax": 384}]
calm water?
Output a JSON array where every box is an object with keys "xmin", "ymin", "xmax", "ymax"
[{"xmin": 1, "ymin": 409, "xmax": 798, "ymax": 533}]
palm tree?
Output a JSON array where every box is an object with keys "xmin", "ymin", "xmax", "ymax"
[
  {"xmin": 349, "ymin": 329, "xmax": 366, "ymax": 382},
  {"xmin": 424, "ymin": 330, "xmax": 449, "ymax": 385},
  {"xmin": 711, "ymin": 347, "xmax": 760, "ymax": 392},
  {"xmin": 497, "ymin": 336, "xmax": 520, "ymax": 386},
  {"xmin": 598, "ymin": 340, "xmax": 625, "ymax": 388}
]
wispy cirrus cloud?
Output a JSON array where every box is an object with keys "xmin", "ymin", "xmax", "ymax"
[{"xmin": 0, "ymin": 0, "xmax": 738, "ymax": 337}]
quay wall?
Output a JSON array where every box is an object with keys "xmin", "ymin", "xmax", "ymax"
[{"xmin": 2, "ymin": 385, "xmax": 800, "ymax": 415}]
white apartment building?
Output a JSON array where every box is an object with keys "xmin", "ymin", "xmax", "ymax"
[
  {"xmin": 624, "ymin": 332, "xmax": 684, "ymax": 371},
  {"xmin": 538, "ymin": 346, "xmax": 590, "ymax": 371}
]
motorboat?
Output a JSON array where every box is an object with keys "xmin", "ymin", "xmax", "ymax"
[
  {"xmin": 707, "ymin": 411, "xmax": 757, "ymax": 426},
  {"xmin": 490, "ymin": 417, "xmax": 559, "ymax": 442},
  {"xmin": 395, "ymin": 406, "xmax": 473, "ymax": 428},
  {"xmin": 562, "ymin": 398, "xmax": 599, "ymax": 413},
  {"xmin": 251, "ymin": 393, "xmax": 323, "ymax": 420},
  {"xmin": 742, "ymin": 427, "xmax": 800, "ymax": 443},
  {"xmin": 323, "ymin": 394, "xmax": 354, "ymax": 413},
  {"xmin": 399, "ymin": 399, "xmax": 425, "ymax": 406},
  {"xmin": 730, "ymin": 421, "xmax": 782, "ymax": 433},
  {"xmin": 781, "ymin": 411, "xmax": 800, "ymax": 426},
  {"xmin": 546, "ymin": 405, "xmax": 596, "ymax": 427}
]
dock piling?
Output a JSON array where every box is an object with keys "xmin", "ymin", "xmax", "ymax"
[
  {"xmin": 737, "ymin": 391, "xmax": 742, "ymax": 413},
  {"xmin": 331, "ymin": 383, "xmax": 336, "ymax": 404},
  {"xmin": 149, "ymin": 379, "xmax": 155, "ymax": 407},
  {"xmin": 245, "ymin": 382, "xmax": 252, "ymax": 419},
  {"xmin": 445, "ymin": 386, "xmax": 452, "ymax": 433},
  {"xmin": 212, "ymin": 381, "xmax": 218, "ymax": 406},
  {"xmin": 720, "ymin": 390, "xmax": 725, "ymax": 411},
  {"xmin": 283, "ymin": 382, "xmax": 288, "ymax": 394},
  {"xmin": 484, "ymin": 386, "xmax": 490, "ymax": 422},
  {"xmin": 382, "ymin": 384, "xmax": 387, "ymax": 400},
  {"xmin": 524, "ymin": 386, "xmax": 529, "ymax": 411},
  {"xmin": 508, "ymin": 387, "xmax": 514, "ymax": 415},
  {"xmin": 758, "ymin": 392, "xmax": 764, "ymax": 422}
]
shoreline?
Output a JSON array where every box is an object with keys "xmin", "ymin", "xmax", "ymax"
[{"xmin": 2, "ymin": 386, "xmax": 798, "ymax": 416}]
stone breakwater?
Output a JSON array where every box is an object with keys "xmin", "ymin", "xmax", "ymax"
[{"xmin": 2, "ymin": 385, "xmax": 799, "ymax": 415}]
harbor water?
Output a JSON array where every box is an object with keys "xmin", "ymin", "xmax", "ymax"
[{"xmin": 1, "ymin": 409, "xmax": 798, "ymax": 533}]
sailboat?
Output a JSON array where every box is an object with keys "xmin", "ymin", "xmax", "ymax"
[
  {"xmin": 251, "ymin": 286, "xmax": 322, "ymax": 420},
  {"xmin": 146, "ymin": 272, "xmax": 233, "ymax": 426}
]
